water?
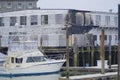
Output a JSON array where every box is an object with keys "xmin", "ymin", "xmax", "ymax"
[{"xmin": 0, "ymin": 73, "xmax": 61, "ymax": 80}]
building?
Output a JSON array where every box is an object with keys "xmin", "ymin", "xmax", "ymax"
[
  {"xmin": 0, "ymin": 9, "xmax": 68, "ymax": 47},
  {"xmin": 0, "ymin": 9, "xmax": 118, "ymax": 48},
  {"xmin": 0, "ymin": 0, "xmax": 38, "ymax": 13},
  {"xmin": 89, "ymin": 11, "xmax": 118, "ymax": 46}
]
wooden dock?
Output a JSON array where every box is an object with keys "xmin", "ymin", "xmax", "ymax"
[
  {"xmin": 61, "ymin": 65, "xmax": 118, "ymax": 72},
  {"xmin": 59, "ymin": 72, "xmax": 117, "ymax": 80}
]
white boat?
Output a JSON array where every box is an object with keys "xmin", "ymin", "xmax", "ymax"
[{"xmin": 0, "ymin": 40, "xmax": 66, "ymax": 78}]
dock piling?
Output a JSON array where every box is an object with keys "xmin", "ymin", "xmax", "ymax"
[{"xmin": 100, "ymin": 29, "xmax": 105, "ymax": 74}]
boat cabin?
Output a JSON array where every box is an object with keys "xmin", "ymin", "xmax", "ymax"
[{"xmin": 5, "ymin": 54, "xmax": 46, "ymax": 68}]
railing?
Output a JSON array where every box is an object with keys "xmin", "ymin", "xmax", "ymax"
[{"xmin": 46, "ymin": 54, "xmax": 66, "ymax": 60}]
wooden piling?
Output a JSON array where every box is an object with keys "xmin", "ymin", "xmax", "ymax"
[
  {"xmin": 73, "ymin": 37, "xmax": 79, "ymax": 67},
  {"xmin": 91, "ymin": 46, "xmax": 94, "ymax": 66},
  {"xmin": 108, "ymin": 35, "xmax": 112, "ymax": 69},
  {"xmin": 100, "ymin": 29, "xmax": 105, "ymax": 74},
  {"xmin": 82, "ymin": 47, "xmax": 85, "ymax": 67}
]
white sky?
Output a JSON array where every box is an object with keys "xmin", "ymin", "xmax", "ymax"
[{"xmin": 37, "ymin": 0, "xmax": 120, "ymax": 12}]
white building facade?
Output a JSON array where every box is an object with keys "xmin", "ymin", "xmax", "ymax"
[
  {"xmin": 0, "ymin": 9, "xmax": 118, "ymax": 47},
  {"xmin": 0, "ymin": 10, "xmax": 68, "ymax": 47}
]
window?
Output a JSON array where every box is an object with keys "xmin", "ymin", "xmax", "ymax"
[
  {"xmin": 18, "ymin": 3, "xmax": 22, "ymax": 9},
  {"xmin": 26, "ymin": 56, "xmax": 45, "ymax": 63},
  {"xmin": 30, "ymin": 15, "xmax": 38, "ymax": 25},
  {"xmin": 11, "ymin": 57, "xmax": 14, "ymax": 63},
  {"xmin": 10, "ymin": 17, "xmax": 16, "ymax": 26},
  {"xmin": 20, "ymin": 16, "xmax": 27, "ymax": 25},
  {"xmin": 115, "ymin": 35, "xmax": 118, "ymax": 41},
  {"xmin": 0, "ymin": 17, "xmax": 4, "ymax": 26},
  {"xmin": 41, "ymin": 15, "xmax": 48, "ymax": 25},
  {"xmin": 86, "ymin": 14, "xmax": 93, "ymax": 26},
  {"xmin": 114, "ymin": 16, "xmax": 118, "ymax": 26},
  {"xmin": 16, "ymin": 58, "xmax": 23, "ymax": 63},
  {"xmin": 55, "ymin": 14, "xmax": 64, "ymax": 24},
  {"xmin": 105, "ymin": 16, "xmax": 110, "ymax": 26},
  {"xmin": 109, "ymin": 35, "xmax": 112, "ymax": 41},
  {"xmin": 76, "ymin": 13, "xmax": 84, "ymax": 26},
  {"xmin": 93, "ymin": 35, "xmax": 97, "ymax": 40},
  {"xmin": 0, "ymin": 4, "xmax": 1, "ymax": 8},
  {"xmin": 7, "ymin": 3, "xmax": 12, "ymax": 8},
  {"xmin": 28, "ymin": 3, "xmax": 33, "ymax": 8},
  {"xmin": 95, "ymin": 15, "xmax": 101, "ymax": 25}
]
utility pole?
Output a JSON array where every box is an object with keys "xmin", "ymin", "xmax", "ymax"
[
  {"xmin": 118, "ymin": 4, "xmax": 120, "ymax": 80},
  {"xmin": 65, "ymin": 13, "xmax": 71, "ymax": 80}
]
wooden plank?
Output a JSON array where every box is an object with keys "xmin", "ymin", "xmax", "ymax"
[{"xmin": 60, "ymin": 72, "xmax": 117, "ymax": 80}]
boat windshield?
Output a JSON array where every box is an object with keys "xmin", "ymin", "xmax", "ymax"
[{"xmin": 26, "ymin": 56, "xmax": 46, "ymax": 63}]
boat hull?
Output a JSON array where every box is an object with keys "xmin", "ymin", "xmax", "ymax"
[{"xmin": 0, "ymin": 60, "xmax": 65, "ymax": 77}]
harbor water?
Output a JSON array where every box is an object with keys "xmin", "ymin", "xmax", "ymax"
[{"xmin": 0, "ymin": 73, "xmax": 60, "ymax": 80}]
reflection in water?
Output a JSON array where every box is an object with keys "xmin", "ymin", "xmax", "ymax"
[{"xmin": 0, "ymin": 73, "xmax": 60, "ymax": 80}]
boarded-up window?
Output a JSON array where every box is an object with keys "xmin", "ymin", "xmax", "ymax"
[
  {"xmin": 0, "ymin": 17, "xmax": 4, "ymax": 26},
  {"xmin": 76, "ymin": 12, "xmax": 84, "ymax": 26},
  {"xmin": 30, "ymin": 15, "xmax": 38, "ymax": 25},
  {"xmin": 105, "ymin": 16, "xmax": 110, "ymax": 26},
  {"xmin": 85, "ymin": 13, "xmax": 93, "ymax": 26},
  {"xmin": 41, "ymin": 15, "xmax": 48, "ymax": 25},
  {"xmin": 55, "ymin": 14, "xmax": 64, "ymax": 24},
  {"xmin": 20, "ymin": 16, "xmax": 27, "ymax": 25},
  {"xmin": 10, "ymin": 17, "xmax": 16, "ymax": 26},
  {"xmin": 95, "ymin": 15, "xmax": 101, "ymax": 26},
  {"xmin": 114, "ymin": 16, "xmax": 118, "ymax": 26}
]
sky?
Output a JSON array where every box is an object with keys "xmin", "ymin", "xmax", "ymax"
[{"xmin": 37, "ymin": 0, "xmax": 120, "ymax": 12}]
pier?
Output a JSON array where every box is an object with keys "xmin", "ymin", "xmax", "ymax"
[
  {"xmin": 0, "ymin": 46, "xmax": 118, "ymax": 66},
  {"xmin": 59, "ymin": 72, "xmax": 117, "ymax": 80}
]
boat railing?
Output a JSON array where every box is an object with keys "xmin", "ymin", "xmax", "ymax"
[{"xmin": 46, "ymin": 54, "xmax": 66, "ymax": 60}]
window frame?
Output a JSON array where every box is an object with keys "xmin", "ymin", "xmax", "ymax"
[
  {"xmin": 10, "ymin": 17, "xmax": 17, "ymax": 26},
  {"xmin": 0, "ymin": 17, "xmax": 4, "ymax": 26},
  {"xmin": 20, "ymin": 16, "xmax": 27, "ymax": 25},
  {"xmin": 30, "ymin": 15, "xmax": 38, "ymax": 25},
  {"xmin": 41, "ymin": 15, "xmax": 48, "ymax": 25}
]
